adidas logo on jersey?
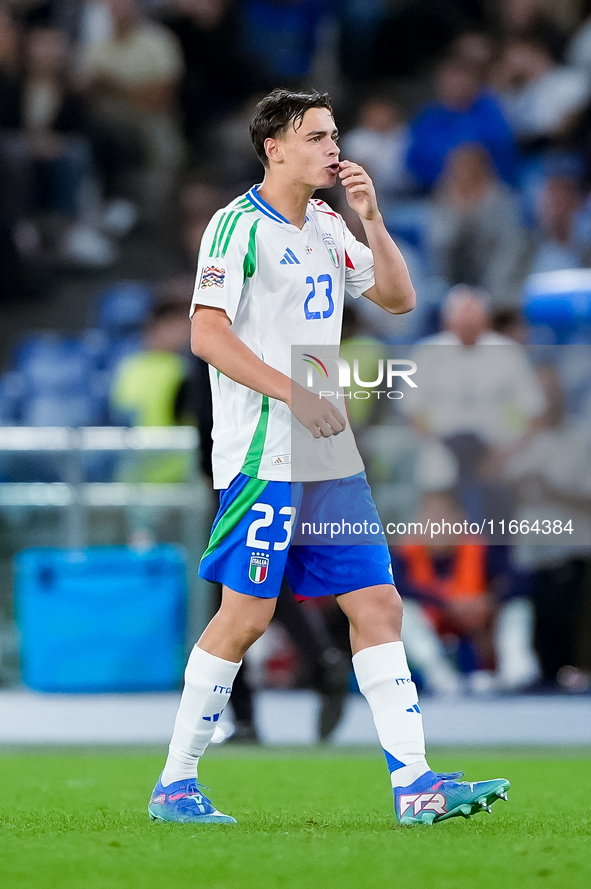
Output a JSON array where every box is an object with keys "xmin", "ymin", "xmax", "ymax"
[{"xmin": 280, "ymin": 248, "xmax": 300, "ymax": 264}]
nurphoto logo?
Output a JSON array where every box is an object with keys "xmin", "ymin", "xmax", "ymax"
[{"xmin": 302, "ymin": 353, "xmax": 418, "ymax": 400}]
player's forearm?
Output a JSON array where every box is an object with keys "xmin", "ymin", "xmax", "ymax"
[
  {"xmin": 362, "ymin": 214, "xmax": 416, "ymax": 314},
  {"xmin": 191, "ymin": 312, "xmax": 293, "ymax": 405}
]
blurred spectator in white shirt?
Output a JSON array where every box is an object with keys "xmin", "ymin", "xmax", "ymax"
[
  {"xmin": 566, "ymin": 12, "xmax": 591, "ymax": 78},
  {"xmin": 402, "ymin": 286, "xmax": 546, "ymax": 451},
  {"xmin": 496, "ymin": 39, "xmax": 590, "ymax": 149},
  {"xmin": 80, "ymin": 0, "xmax": 185, "ymax": 218},
  {"xmin": 76, "ymin": 0, "xmax": 113, "ymax": 47},
  {"xmin": 340, "ymin": 93, "xmax": 415, "ymax": 199},
  {"xmin": 429, "ymin": 143, "xmax": 530, "ymax": 307},
  {"xmin": 399, "ymin": 286, "xmax": 546, "ymax": 526}
]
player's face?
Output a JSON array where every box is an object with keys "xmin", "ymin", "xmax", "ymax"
[{"xmin": 275, "ymin": 106, "xmax": 340, "ymax": 189}]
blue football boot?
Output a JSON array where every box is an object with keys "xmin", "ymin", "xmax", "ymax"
[
  {"xmin": 394, "ymin": 770, "xmax": 510, "ymax": 825},
  {"xmin": 148, "ymin": 776, "xmax": 236, "ymax": 824}
]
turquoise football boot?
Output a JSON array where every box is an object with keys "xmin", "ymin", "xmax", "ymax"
[
  {"xmin": 148, "ymin": 776, "xmax": 236, "ymax": 824},
  {"xmin": 394, "ymin": 770, "xmax": 510, "ymax": 825}
]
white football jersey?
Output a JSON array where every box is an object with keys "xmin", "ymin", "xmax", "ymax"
[{"xmin": 190, "ymin": 185, "xmax": 375, "ymax": 488}]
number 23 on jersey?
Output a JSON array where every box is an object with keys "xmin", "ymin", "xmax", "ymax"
[{"xmin": 304, "ymin": 274, "xmax": 333, "ymax": 320}]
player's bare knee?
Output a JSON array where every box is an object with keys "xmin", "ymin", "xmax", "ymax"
[
  {"xmin": 369, "ymin": 585, "xmax": 402, "ymax": 627},
  {"xmin": 391, "ymin": 586, "xmax": 404, "ymax": 622},
  {"xmin": 238, "ymin": 598, "xmax": 275, "ymax": 644},
  {"xmin": 349, "ymin": 586, "xmax": 402, "ymax": 641},
  {"xmin": 242, "ymin": 613, "xmax": 272, "ymax": 645},
  {"xmin": 214, "ymin": 594, "xmax": 274, "ymax": 649}
]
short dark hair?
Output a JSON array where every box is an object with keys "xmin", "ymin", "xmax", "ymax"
[{"xmin": 249, "ymin": 88, "xmax": 333, "ymax": 167}]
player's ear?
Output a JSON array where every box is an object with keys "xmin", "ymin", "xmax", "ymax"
[{"xmin": 264, "ymin": 137, "xmax": 283, "ymax": 164}]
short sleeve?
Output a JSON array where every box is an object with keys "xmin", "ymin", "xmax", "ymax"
[
  {"xmin": 342, "ymin": 222, "xmax": 375, "ymax": 299},
  {"xmin": 190, "ymin": 209, "xmax": 255, "ymax": 323}
]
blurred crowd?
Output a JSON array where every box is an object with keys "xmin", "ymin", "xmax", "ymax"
[
  {"xmin": 2, "ymin": 0, "xmax": 591, "ymax": 288},
  {"xmin": 1, "ymin": 0, "xmax": 591, "ymax": 713}
]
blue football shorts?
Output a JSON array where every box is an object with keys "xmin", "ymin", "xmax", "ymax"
[{"xmin": 199, "ymin": 471, "xmax": 395, "ymax": 599}]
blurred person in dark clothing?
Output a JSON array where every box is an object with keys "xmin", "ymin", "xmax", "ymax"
[
  {"xmin": 5, "ymin": 0, "xmax": 52, "ymax": 26},
  {"xmin": 448, "ymin": 30, "xmax": 497, "ymax": 82},
  {"xmin": 0, "ymin": 24, "xmax": 115, "ymax": 264},
  {"xmin": 0, "ymin": 152, "xmax": 31, "ymax": 300},
  {"xmin": 212, "ymin": 93, "xmax": 270, "ymax": 188},
  {"xmin": 0, "ymin": 5, "xmax": 29, "ymax": 289},
  {"xmin": 428, "ymin": 143, "xmax": 530, "ymax": 306},
  {"xmin": 490, "ymin": 306, "xmax": 531, "ymax": 345},
  {"xmin": 367, "ymin": 0, "xmax": 485, "ymax": 79},
  {"xmin": 172, "ymin": 176, "xmax": 232, "ymax": 474},
  {"xmin": 529, "ymin": 173, "xmax": 591, "ymax": 273},
  {"xmin": 495, "ymin": 0, "xmax": 570, "ymax": 62},
  {"xmin": 175, "ymin": 176, "xmax": 229, "ymax": 269},
  {"xmin": 407, "ymin": 56, "xmax": 517, "ymax": 191},
  {"xmin": 161, "ymin": 0, "xmax": 268, "ymax": 153},
  {"xmin": 336, "ymin": 0, "xmax": 386, "ymax": 83},
  {"xmin": 0, "ymin": 3, "xmax": 18, "ymax": 74}
]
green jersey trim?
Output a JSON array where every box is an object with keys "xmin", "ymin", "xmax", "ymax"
[
  {"xmin": 209, "ymin": 203, "xmax": 256, "ymax": 259},
  {"xmin": 243, "ymin": 218, "xmax": 259, "ymax": 281},
  {"xmin": 209, "ymin": 212, "xmax": 229, "ymax": 257},
  {"xmin": 200, "ymin": 476, "xmax": 269, "ymax": 560},
  {"xmin": 241, "ymin": 394, "xmax": 269, "ymax": 476}
]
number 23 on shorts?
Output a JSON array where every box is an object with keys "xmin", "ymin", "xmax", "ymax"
[{"xmin": 246, "ymin": 504, "xmax": 297, "ymax": 551}]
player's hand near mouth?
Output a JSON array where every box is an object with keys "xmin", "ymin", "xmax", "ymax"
[
  {"xmin": 336, "ymin": 159, "xmax": 416, "ymax": 316},
  {"xmin": 338, "ymin": 160, "xmax": 379, "ymax": 222}
]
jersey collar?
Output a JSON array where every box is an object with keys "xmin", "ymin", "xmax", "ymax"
[
  {"xmin": 246, "ymin": 185, "xmax": 310, "ymax": 227},
  {"xmin": 245, "ymin": 185, "xmax": 291, "ymax": 224}
]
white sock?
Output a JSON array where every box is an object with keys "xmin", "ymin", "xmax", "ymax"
[
  {"xmin": 352, "ymin": 641, "xmax": 431, "ymax": 789},
  {"xmin": 161, "ymin": 645, "xmax": 241, "ymax": 787}
]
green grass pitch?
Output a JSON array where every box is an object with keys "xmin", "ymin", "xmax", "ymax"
[{"xmin": 1, "ymin": 747, "xmax": 590, "ymax": 889}]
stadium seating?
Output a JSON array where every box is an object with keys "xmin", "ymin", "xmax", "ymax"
[
  {"xmin": 96, "ymin": 281, "xmax": 153, "ymax": 338},
  {"xmin": 0, "ymin": 281, "xmax": 155, "ymax": 432},
  {"xmin": 0, "ymin": 372, "xmax": 25, "ymax": 425},
  {"xmin": 523, "ymin": 269, "xmax": 591, "ymax": 341}
]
